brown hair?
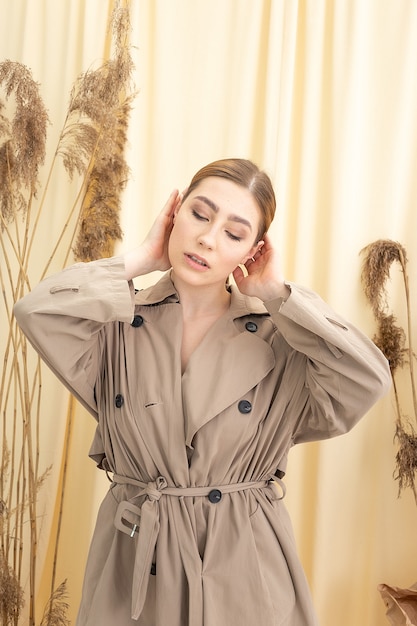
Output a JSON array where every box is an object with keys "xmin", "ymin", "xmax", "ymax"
[{"xmin": 182, "ymin": 158, "xmax": 276, "ymax": 242}]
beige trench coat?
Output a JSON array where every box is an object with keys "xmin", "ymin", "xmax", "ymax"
[{"xmin": 14, "ymin": 256, "xmax": 391, "ymax": 626}]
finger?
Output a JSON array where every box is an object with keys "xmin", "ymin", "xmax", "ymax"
[
  {"xmin": 232, "ymin": 265, "xmax": 244, "ymax": 286},
  {"xmin": 162, "ymin": 189, "xmax": 180, "ymax": 216}
]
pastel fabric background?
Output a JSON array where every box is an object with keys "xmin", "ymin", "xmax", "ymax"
[{"xmin": 1, "ymin": 1, "xmax": 416, "ymax": 624}]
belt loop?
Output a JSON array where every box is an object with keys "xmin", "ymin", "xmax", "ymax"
[{"xmin": 268, "ymin": 477, "xmax": 286, "ymax": 501}]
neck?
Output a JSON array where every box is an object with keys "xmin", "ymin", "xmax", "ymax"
[{"xmin": 171, "ymin": 272, "xmax": 231, "ymax": 319}]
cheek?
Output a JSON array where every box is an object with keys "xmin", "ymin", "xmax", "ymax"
[
  {"xmin": 223, "ymin": 245, "xmax": 251, "ymax": 268},
  {"xmin": 168, "ymin": 213, "xmax": 190, "ymax": 257},
  {"xmin": 239, "ymin": 242, "xmax": 256, "ymax": 260},
  {"xmin": 171, "ymin": 211, "xmax": 187, "ymax": 236}
]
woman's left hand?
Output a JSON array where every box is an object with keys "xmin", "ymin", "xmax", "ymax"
[{"xmin": 232, "ymin": 234, "xmax": 290, "ymax": 302}]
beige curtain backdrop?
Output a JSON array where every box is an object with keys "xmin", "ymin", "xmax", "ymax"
[{"xmin": 1, "ymin": 1, "xmax": 416, "ymax": 624}]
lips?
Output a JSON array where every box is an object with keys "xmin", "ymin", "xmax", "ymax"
[{"xmin": 184, "ymin": 253, "xmax": 210, "ymax": 269}]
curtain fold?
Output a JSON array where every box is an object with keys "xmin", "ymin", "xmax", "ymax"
[{"xmin": 1, "ymin": 2, "xmax": 416, "ymax": 624}]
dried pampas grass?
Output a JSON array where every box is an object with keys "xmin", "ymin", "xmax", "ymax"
[
  {"xmin": 0, "ymin": 553, "xmax": 24, "ymax": 625},
  {"xmin": 0, "ymin": 3, "xmax": 135, "ymax": 624},
  {"xmin": 394, "ymin": 423, "xmax": 417, "ymax": 497},
  {"xmin": 0, "ymin": 62, "xmax": 49, "ymax": 229},
  {"xmin": 0, "ymin": 60, "xmax": 49, "ymax": 191},
  {"xmin": 59, "ymin": 5, "xmax": 135, "ymax": 262},
  {"xmin": 361, "ymin": 240, "xmax": 417, "ymax": 503},
  {"xmin": 39, "ymin": 581, "xmax": 70, "ymax": 626}
]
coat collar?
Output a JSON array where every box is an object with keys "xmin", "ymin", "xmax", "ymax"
[
  {"xmin": 134, "ymin": 271, "xmax": 269, "ymax": 320},
  {"xmin": 134, "ymin": 271, "xmax": 179, "ymax": 306},
  {"xmin": 135, "ymin": 273, "xmax": 275, "ymax": 446}
]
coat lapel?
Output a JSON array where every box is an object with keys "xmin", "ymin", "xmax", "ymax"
[
  {"xmin": 134, "ymin": 273, "xmax": 276, "ymax": 447},
  {"xmin": 182, "ymin": 290, "xmax": 275, "ymax": 447}
]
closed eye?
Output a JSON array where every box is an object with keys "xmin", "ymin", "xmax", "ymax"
[
  {"xmin": 226, "ymin": 231, "xmax": 242, "ymax": 242},
  {"xmin": 192, "ymin": 207, "xmax": 242, "ymax": 241},
  {"xmin": 192, "ymin": 209, "xmax": 208, "ymax": 221}
]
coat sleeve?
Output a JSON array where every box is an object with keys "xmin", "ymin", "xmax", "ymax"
[
  {"xmin": 13, "ymin": 256, "xmax": 135, "ymax": 419},
  {"xmin": 265, "ymin": 283, "xmax": 392, "ymax": 443}
]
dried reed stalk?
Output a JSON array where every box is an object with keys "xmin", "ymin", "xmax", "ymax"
[
  {"xmin": 0, "ymin": 3, "xmax": 134, "ymax": 624},
  {"xmin": 361, "ymin": 240, "xmax": 417, "ymax": 504}
]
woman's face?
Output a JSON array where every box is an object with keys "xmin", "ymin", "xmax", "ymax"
[{"xmin": 168, "ymin": 177, "xmax": 261, "ymax": 287}]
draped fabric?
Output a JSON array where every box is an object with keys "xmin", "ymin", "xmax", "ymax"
[{"xmin": 1, "ymin": 1, "xmax": 416, "ymax": 624}]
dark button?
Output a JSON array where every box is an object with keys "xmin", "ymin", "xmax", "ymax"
[
  {"xmin": 115, "ymin": 394, "xmax": 124, "ymax": 408},
  {"xmin": 275, "ymin": 469, "xmax": 286, "ymax": 479},
  {"xmin": 238, "ymin": 400, "xmax": 252, "ymax": 414},
  {"xmin": 150, "ymin": 563, "xmax": 156, "ymax": 576},
  {"xmin": 131, "ymin": 315, "xmax": 144, "ymax": 327},
  {"xmin": 208, "ymin": 489, "xmax": 222, "ymax": 504},
  {"xmin": 245, "ymin": 321, "xmax": 258, "ymax": 333}
]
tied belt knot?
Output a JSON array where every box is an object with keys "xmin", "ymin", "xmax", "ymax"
[
  {"xmin": 112, "ymin": 474, "xmax": 285, "ymax": 620},
  {"xmin": 142, "ymin": 475, "xmax": 167, "ymax": 501}
]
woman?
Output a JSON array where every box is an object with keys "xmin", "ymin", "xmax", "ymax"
[{"xmin": 14, "ymin": 159, "xmax": 391, "ymax": 625}]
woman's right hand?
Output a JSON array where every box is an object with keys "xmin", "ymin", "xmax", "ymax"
[{"xmin": 124, "ymin": 190, "xmax": 182, "ymax": 280}]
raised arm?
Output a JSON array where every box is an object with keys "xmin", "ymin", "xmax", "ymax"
[
  {"xmin": 234, "ymin": 232, "xmax": 391, "ymax": 440},
  {"xmin": 13, "ymin": 256, "xmax": 134, "ymax": 418},
  {"xmin": 13, "ymin": 190, "xmax": 183, "ymax": 416},
  {"xmin": 267, "ymin": 284, "xmax": 391, "ymax": 442}
]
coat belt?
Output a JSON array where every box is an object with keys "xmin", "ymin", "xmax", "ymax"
[{"xmin": 111, "ymin": 474, "xmax": 284, "ymax": 620}]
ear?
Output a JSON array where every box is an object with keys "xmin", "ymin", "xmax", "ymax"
[
  {"xmin": 241, "ymin": 240, "xmax": 264, "ymax": 264},
  {"xmin": 241, "ymin": 251, "xmax": 255, "ymax": 264},
  {"xmin": 172, "ymin": 202, "xmax": 182, "ymax": 224}
]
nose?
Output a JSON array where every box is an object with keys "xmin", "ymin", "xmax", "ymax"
[{"xmin": 197, "ymin": 224, "xmax": 217, "ymax": 250}]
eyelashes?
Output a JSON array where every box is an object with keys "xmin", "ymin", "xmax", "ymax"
[
  {"xmin": 192, "ymin": 209, "xmax": 207, "ymax": 221},
  {"xmin": 191, "ymin": 209, "xmax": 242, "ymax": 242},
  {"xmin": 227, "ymin": 232, "xmax": 242, "ymax": 242}
]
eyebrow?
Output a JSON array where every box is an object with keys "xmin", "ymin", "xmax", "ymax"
[{"xmin": 194, "ymin": 195, "xmax": 252, "ymax": 231}]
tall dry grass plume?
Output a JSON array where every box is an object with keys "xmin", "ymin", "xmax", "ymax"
[
  {"xmin": 361, "ymin": 240, "xmax": 417, "ymax": 504},
  {"xmin": 0, "ymin": 4, "xmax": 134, "ymax": 624}
]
